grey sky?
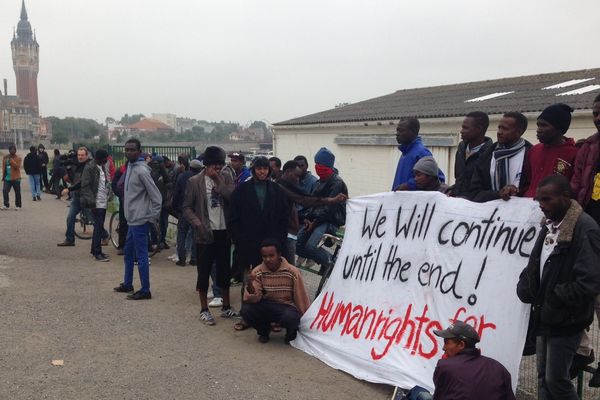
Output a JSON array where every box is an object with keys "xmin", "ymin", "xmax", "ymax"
[{"xmin": 0, "ymin": 0, "xmax": 598, "ymax": 124}]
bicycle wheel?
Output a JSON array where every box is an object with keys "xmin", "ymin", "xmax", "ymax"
[
  {"xmin": 109, "ymin": 211, "xmax": 119, "ymax": 249},
  {"xmin": 74, "ymin": 211, "xmax": 94, "ymax": 240},
  {"xmin": 316, "ymin": 263, "xmax": 334, "ymax": 297}
]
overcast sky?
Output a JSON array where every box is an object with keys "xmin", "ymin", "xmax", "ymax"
[{"xmin": 0, "ymin": 0, "xmax": 598, "ymax": 124}]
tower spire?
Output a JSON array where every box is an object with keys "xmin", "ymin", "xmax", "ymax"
[{"xmin": 20, "ymin": 0, "xmax": 28, "ymax": 21}]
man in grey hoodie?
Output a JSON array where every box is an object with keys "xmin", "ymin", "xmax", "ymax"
[{"xmin": 113, "ymin": 138, "xmax": 162, "ymax": 300}]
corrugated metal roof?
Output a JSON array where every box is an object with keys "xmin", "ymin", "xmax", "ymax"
[{"xmin": 274, "ymin": 68, "xmax": 600, "ymax": 126}]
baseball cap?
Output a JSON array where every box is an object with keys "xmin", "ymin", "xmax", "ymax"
[
  {"xmin": 228, "ymin": 151, "xmax": 244, "ymax": 160},
  {"xmin": 433, "ymin": 320, "xmax": 480, "ymax": 343}
]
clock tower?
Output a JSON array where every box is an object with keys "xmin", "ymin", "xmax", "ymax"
[{"xmin": 11, "ymin": 0, "xmax": 39, "ymax": 114}]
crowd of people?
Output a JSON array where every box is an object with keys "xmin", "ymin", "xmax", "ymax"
[{"xmin": 3, "ymin": 94, "xmax": 600, "ymax": 399}]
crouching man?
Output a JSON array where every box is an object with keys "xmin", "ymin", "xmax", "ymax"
[{"xmin": 241, "ymin": 238, "xmax": 310, "ymax": 344}]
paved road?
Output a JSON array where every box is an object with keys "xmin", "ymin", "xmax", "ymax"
[{"xmin": 0, "ymin": 179, "xmax": 390, "ymax": 400}]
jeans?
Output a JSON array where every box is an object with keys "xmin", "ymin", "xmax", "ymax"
[
  {"xmin": 124, "ymin": 224, "xmax": 151, "ymax": 293},
  {"xmin": 406, "ymin": 386, "xmax": 433, "ymax": 400},
  {"xmin": 241, "ymin": 300, "xmax": 301, "ymax": 338},
  {"xmin": 3, "ymin": 180, "xmax": 22, "ymax": 208},
  {"xmin": 91, "ymin": 208, "xmax": 107, "ymax": 256},
  {"xmin": 296, "ymin": 223, "xmax": 332, "ymax": 266},
  {"xmin": 537, "ymin": 332, "xmax": 583, "ymax": 400},
  {"xmin": 28, "ymin": 174, "xmax": 41, "ymax": 198},
  {"xmin": 176, "ymin": 217, "xmax": 196, "ymax": 262},
  {"xmin": 65, "ymin": 194, "xmax": 82, "ymax": 243}
]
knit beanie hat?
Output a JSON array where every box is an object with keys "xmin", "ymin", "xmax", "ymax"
[
  {"xmin": 538, "ymin": 103, "xmax": 574, "ymax": 134},
  {"xmin": 314, "ymin": 147, "xmax": 335, "ymax": 168},
  {"xmin": 203, "ymin": 146, "xmax": 226, "ymax": 166},
  {"xmin": 189, "ymin": 159, "xmax": 203, "ymax": 170},
  {"xmin": 252, "ymin": 156, "xmax": 270, "ymax": 169},
  {"xmin": 413, "ymin": 156, "xmax": 439, "ymax": 177}
]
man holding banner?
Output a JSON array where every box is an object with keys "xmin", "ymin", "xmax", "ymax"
[{"xmin": 517, "ymin": 175, "xmax": 600, "ymax": 400}]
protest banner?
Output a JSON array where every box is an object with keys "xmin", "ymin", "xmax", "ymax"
[{"xmin": 292, "ymin": 191, "xmax": 543, "ymax": 392}]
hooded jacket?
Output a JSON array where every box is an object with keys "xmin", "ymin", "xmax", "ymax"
[
  {"xmin": 79, "ymin": 159, "xmax": 101, "ymax": 209},
  {"xmin": 571, "ymin": 132, "xmax": 600, "ymax": 208},
  {"xmin": 305, "ymin": 173, "xmax": 348, "ymax": 227},
  {"xmin": 392, "ymin": 136, "xmax": 445, "ymax": 190},
  {"xmin": 516, "ymin": 200, "xmax": 600, "ymax": 336},
  {"xmin": 124, "ymin": 159, "xmax": 162, "ymax": 226},
  {"xmin": 23, "ymin": 151, "xmax": 43, "ymax": 175}
]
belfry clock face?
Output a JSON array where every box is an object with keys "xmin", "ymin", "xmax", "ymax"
[{"xmin": 17, "ymin": 56, "xmax": 28, "ymax": 66}]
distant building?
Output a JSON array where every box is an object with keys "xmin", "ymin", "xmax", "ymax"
[
  {"xmin": 0, "ymin": 1, "xmax": 40, "ymax": 148},
  {"xmin": 152, "ymin": 113, "xmax": 177, "ymax": 129},
  {"xmin": 274, "ymin": 68, "xmax": 600, "ymax": 196},
  {"xmin": 11, "ymin": 0, "xmax": 39, "ymax": 113},
  {"xmin": 126, "ymin": 118, "xmax": 174, "ymax": 134},
  {"xmin": 229, "ymin": 127, "xmax": 266, "ymax": 141}
]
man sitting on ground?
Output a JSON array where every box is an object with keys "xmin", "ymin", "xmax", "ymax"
[{"xmin": 241, "ymin": 239, "xmax": 310, "ymax": 344}]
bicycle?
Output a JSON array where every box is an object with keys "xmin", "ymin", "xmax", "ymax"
[
  {"xmin": 74, "ymin": 208, "xmax": 95, "ymax": 240},
  {"xmin": 108, "ymin": 210, "xmax": 160, "ymax": 258},
  {"xmin": 315, "ymin": 233, "xmax": 343, "ymax": 297}
]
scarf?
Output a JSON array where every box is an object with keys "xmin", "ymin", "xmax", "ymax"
[
  {"xmin": 492, "ymin": 139, "xmax": 526, "ymax": 191},
  {"xmin": 315, "ymin": 164, "xmax": 334, "ymax": 180}
]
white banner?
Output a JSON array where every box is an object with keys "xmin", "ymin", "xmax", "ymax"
[{"xmin": 292, "ymin": 191, "xmax": 543, "ymax": 392}]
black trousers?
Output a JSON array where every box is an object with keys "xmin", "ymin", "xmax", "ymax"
[
  {"xmin": 196, "ymin": 230, "xmax": 231, "ymax": 291},
  {"xmin": 3, "ymin": 180, "xmax": 21, "ymax": 208},
  {"xmin": 91, "ymin": 208, "xmax": 107, "ymax": 256},
  {"xmin": 117, "ymin": 199, "xmax": 128, "ymax": 249},
  {"xmin": 41, "ymin": 167, "xmax": 49, "ymax": 190},
  {"xmin": 241, "ymin": 300, "xmax": 301, "ymax": 337}
]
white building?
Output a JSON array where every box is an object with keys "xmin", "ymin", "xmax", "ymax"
[
  {"xmin": 273, "ymin": 68, "xmax": 600, "ymax": 196},
  {"xmin": 152, "ymin": 113, "xmax": 177, "ymax": 129}
]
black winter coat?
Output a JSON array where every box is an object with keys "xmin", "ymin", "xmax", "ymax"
[
  {"xmin": 229, "ymin": 179, "xmax": 289, "ymax": 250},
  {"xmin": 452, "ymin": 137, "xmax": 493, "ymax": 199},
  {"xmin": 305, "ymin": 174, "xmax": 348, "ymax": 227},
  {"xmin": 23, "ymin": 153, "xmax": 43, "ymax": 175},
  {"xmin": 517, "ymin": 201, "xmax": 600, "ymax": 336}
]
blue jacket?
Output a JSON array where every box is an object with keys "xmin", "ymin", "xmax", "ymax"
[
  {"xmin": 236, "ymin": 166, "xmax": 251, "ymax": 187},
  {"xmin": 392, "ymin": 136, "xmax": 445, "ymax": 190}
]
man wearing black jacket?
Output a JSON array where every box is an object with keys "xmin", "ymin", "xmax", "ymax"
[
  {"xmin": 23, "ymin": 146, "xmax": 43, "ymax": 201},
  {"xmin": 449, "ymin": 111, "xmax": 493, "ymax": 199},
  {"xmin": 57, "ymin": 147, "xmax": 90, "ymax": 246},
  {"xmin": 295, "ymin": 148, "xmax": 348, "ymax": 273},
  {"xmin": 229, "ymin": 156, "xmax": 289, "ymax": 273},
  {"xmin": 517, "ymin": 175, "xmax": 600, "ymax": 400}
]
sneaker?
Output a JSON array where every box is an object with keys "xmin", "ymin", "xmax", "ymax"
[
  {"xmin": 117, "ymin": 249, "xmax": 125, "ymax": 255},
  {"xmin": 36, "ymin": 195, "xmax": 41, "ymax": 201},
  {"xmin": 14, "ymin": 207, "xmax": 21, "ymax": 211},
  {"xmin": 229, "ymin": 278, "xmax": 242, "ymax": 286},
  {"xmin": 113, "ymin": 283, "xmax": 134, "ymax": 293},
  {"xmin": 94, "ymin": 254, "xmax": 109, "ymax": 262},
  {"xmin": 188, "ymin": 259, "xmax": 197, "ymax": 266},
  {"xmin": 158, "ymin": 242, "xmax": 170, "ymax": 250},
  {"xmin": 208, "ymin": 297, "xmax": 223, "ymax": 308},
  {"xmin": 284, "ymin": 329, "xmax": 298, "ymax": 345},
  {"xmin": 32, "ymin": 197, "xmax": 37, "ymax": 202},
  {"xmin": 57, "ymin": 241, "xmax": 75, "ymax": 247},
  {"xmin": 199, "ymin": 310, "xmax": 216, "ymax": 325},
  {"xmin": 0, "ymin": 205, "xmax": 7, "ymax": 210},
  {"xmin": 220, "ymin": 307, "xmax": 239, "ymax": 318},
  {"xmin": 175, "ymin": 260, "xmax": 186, "ymax": 267},
  {"xmin": 207, "ymin": 291, "xmax": 215, "ymax": 300},
  {"xmin": 127, "ymin": 290, "xmax": 152, "ymax": 300},
  {"xmin": 167, "ymin": 253, "xmax": 178, "ymax": 261}
]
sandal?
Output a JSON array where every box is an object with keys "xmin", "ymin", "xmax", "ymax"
[{"xmin": 234, "ymin": 320, "xmax": 250, "ymax": 331}]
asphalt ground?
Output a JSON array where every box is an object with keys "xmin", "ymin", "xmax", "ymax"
[{"xmin": 0, "ymin": 177, "xmax": 391, "ymax": 400}]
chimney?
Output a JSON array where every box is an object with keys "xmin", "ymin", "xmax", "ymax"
[{"xmin": 3, "ymin": 79, "xmax": 7, "ymax": 97}]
